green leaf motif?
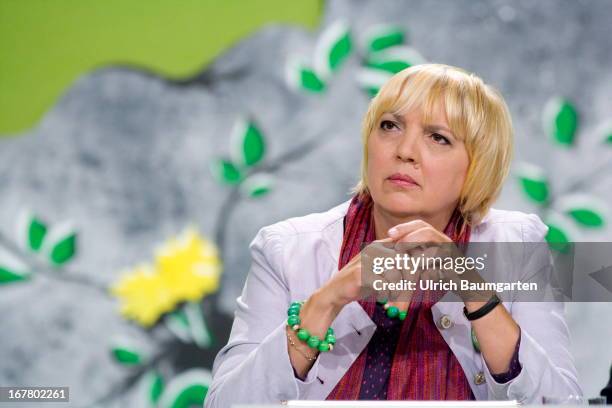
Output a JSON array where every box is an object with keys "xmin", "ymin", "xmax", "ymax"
[
  {"xmin": 366, "ymin": 87, "xmax": 379, "ymax": 98},
  {"xmin": 249, "ymin": 185, "xmax": 271, "ymax": 198},
  {"xmin": 355, "ymin": 68, "xmax": 393, "ymax": 98},
  {"xmin": 558, "ymin": 195, "xmax": 607, "ymax": 229},
  {"xmin": 28, "ymin": 217, "xmax": 47, "ymax": 252},
  {"xmin": 328, "ymin": 30, "xmax": 352, "ymax": 72},
  {"xmin": 184, "ymin": 302, "xmax": 213, "ymax": 349},
  {"xmin": 149, "ymin": 371, "xmax": 164, "ymax": 404},
  {"xmin": 164, "ymin": 309, "xmax": 192, "ymax": 343},
  {"xmin": 543, "ymin": 97, "xmax": 578, "ymax": 146},
  {"xmin": 545, "ymin": 223, "xmax": 571, "ymax": 253},
  {"xmin": 314, "ymin": 21, "xmax": 352, "ymax": 78},
  {"xmin": 366, "ymin": 60, "xmax": 410, "ymax": 74},
  {"xmin": 567, "ymin": 208, "xmax": 605, "ymax": 228},
  {"xmin": 241, "ymin": 123, "xmax": 265, "ymax": 167},
  {"xmin": 0, "ymin": 266, "xmax": 29, "ymax": 284},
  {"xmin": 170, "ymin": 384, "xmax": 207, "ymax": 408},
  {"xmin": 300, "ymin": 67, "xmax": 326, "ymax": 92},
  {"xmin": 594, "ymin": 122, "xmax": 612, "ymax": 145},
  {"xmin": 111, "ymin": 347, "xmax": 142, "ymax": 365},
  {"xmin": 516, "ymin": 163, "xmax": 549, "ymax": 204},
  {"xmin": 519, "ymin": 176, "xmax": 549, "ymax": 204},
  {"xmin": 241, "ymin": 175, "xmax": 274, "ymax": 198},
  {"xmin": 50, "ymin": 233, "xmax": 77, "ymax": 265},
  {"xmin": 367, "ymin": 26, "xmax": 405, "ymax": 53},
  {"xmin": 172, "ymin": 309, "xmax": 189, "ymax": 328},
  {"xmin": 365, "ymin": 46, "xmax": 425, "ymax": 74},
  {"xmin": 286, "ymin": 58, "xmax": 325, "ymax": 93},
  {"xmin": 158, "ymin": 369, "xmax": 212, "ymax": 408},
  {"xmin": 209, "ymin": 159, "xmax": 242, "ymax": 185}
]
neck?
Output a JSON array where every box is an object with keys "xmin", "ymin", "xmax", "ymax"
[{"xmin": 372, "ymin": 202, "xmax": 455, "ymax": 240}]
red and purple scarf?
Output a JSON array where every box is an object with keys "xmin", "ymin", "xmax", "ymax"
[{"xmin": 326, "ymin": 192, "xmax": 473, "ymax": 400}]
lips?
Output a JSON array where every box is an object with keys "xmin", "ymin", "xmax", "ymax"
[{"xmin": 387, "ymin": 172, "xmax": 419, "ymax": 188}]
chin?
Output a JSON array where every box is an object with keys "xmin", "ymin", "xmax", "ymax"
[{"xmin": 374, "ymin": 192, "xmax": 422, "ymax": 216}]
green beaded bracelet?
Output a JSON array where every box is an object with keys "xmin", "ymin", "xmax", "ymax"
[
  {"xmin": 286, "ymin": 300, "xmax": 335, "ymax": 352},
  {"xmin": 377, "ymin": 298, "xmax": 408, "ymax": 320}
]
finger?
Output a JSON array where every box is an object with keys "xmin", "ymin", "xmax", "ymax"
[
  {"xmin": 365, "ymin": 239, "xmax": 417, "ymax": 303},
  {"xmin": 392, "ymin": 228, "xmax": 438, "ymax": 259},
  {"xmin": 396, "ymin": 227, "xmax": 447, "ymax": 245},
  {"xmin": 387, "ymin": 220, "xmax": 431, "ymax": 240},
  {"xmin": 419, "ymin": 246, "xmax": 444, "ymax": 280},
  {"xmin": 369, "ymin": 271, "xmax": 393, "ymax": 303},
  {"xmin": 421, "ymin": 266, "xmax": 443, "ymax": 282},
  {"xmin": 381, "ymin": 263, "xmax": 405, "ymax": 301},
  {"xmin": 358, "ymin": 245, "xmax": 392, "ymax": 301}
]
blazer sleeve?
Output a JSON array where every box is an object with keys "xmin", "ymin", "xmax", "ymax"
[
  {"xmin": 479, "ymin": 214, "xmax": 583, "ymax": 404},
  {"xmin": 204, "ymin": 224, "xmax": 323, "ymax": 408}
]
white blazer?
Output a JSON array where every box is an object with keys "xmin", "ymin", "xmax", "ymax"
[{"xmin": 205, "ymin": 199, "xmax": 582, "ymax": 407}]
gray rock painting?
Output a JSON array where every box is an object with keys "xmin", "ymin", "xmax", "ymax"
[{"xmin": 1, "ymin": 0, "xmax": 611, "ymax": 405}]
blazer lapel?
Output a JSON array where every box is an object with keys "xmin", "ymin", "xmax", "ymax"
[
  {"xmin": 307, "ymin": 300, "xmax": 376, "ymax": 399},
  {"xmin": 304, "ymin": 200, "xmax": 376, "ymax": 399}
]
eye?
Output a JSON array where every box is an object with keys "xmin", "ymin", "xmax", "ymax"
[
  {"xmin": 380, "ymin": 120, "xmax": 398, "ymax": 131},
  {"xmin": 430, "ymin": 133, "xmax": 451, "ymax": 145}
]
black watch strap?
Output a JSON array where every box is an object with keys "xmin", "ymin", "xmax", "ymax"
[{"xmin": 463, "ymin": 293, "xmax": 500, "ymax": 321}]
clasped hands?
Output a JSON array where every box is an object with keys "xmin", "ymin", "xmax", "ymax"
[{"xmin": 361, "ymin": 219, "xmax": 491, "ymax": 308}]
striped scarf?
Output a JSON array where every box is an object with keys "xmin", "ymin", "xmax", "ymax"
[{"xmin": 326, "ymin": 192, "xmax": 474, "ymax": 400}]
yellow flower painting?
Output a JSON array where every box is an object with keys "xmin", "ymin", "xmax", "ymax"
[{"xmin": 111, "ymin": 227, "xmax": 222, "ymax": 327}]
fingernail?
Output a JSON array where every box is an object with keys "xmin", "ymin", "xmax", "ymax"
[{"xmin": 388, "ymin": 227, "xmax": 398, "ymax": 236}]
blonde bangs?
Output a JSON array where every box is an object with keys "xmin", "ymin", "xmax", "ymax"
[{"xmin": 353, "ymin": 63, "xmax": 514, "ymax": 225}]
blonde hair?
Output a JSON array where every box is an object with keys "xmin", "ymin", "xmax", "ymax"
[{"xmin": 353, "ymin": 63, "xmax": 514, "ymax": 225}]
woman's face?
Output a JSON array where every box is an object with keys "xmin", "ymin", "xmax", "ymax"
[{"xmin": 366, "ymin": 101, "xmax": 469, "ymax": 223}]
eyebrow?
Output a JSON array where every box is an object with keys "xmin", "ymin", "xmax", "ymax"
[
  {"xmin": 390, "ymin": 113, "xmax": 406, "ymax": 124},
  {"xmin": 423, "ymin": 124, "xmax": 454, "ymax": 136},
  {"xmin": 388, "ymin": 113, "xmax": 455, "ymax": 138}
]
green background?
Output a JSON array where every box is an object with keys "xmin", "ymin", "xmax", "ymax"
[{"xmin": 0, "ymin": 0, "xmax": 322, "ymax": 136}]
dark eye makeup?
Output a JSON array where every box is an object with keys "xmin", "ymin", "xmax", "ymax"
[
  {"xmin": 379, "ymin": 120, "xmax": 398, "ymax": 131},
  {"xmin": 431, "ymin": 133, "xmax": 451, "ymax": 145},
  {"xmin": 379, "ymin": 117, "xmax": 453, "ymax": 146}
]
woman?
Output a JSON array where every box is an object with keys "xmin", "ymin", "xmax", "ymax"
[{"xmin": 205, "ymin": 64, "xmax": 581, "ymax": 406}]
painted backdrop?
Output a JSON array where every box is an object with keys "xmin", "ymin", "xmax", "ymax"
[{"xmin": 1, "ymin": 1, "xmax": 611, "ymax": 406}]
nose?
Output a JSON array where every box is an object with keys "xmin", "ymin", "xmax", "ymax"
[{"xmin": 396, "ymin": 128, "xmax": 420, "ymax": 165}]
